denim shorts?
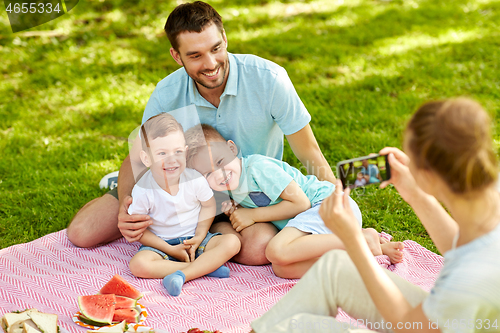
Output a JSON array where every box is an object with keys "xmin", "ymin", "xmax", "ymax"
[{"xmin": 137, "ymin": 231, "xmax": 222, "ymax": 261}]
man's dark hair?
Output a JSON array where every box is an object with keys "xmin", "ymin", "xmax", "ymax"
[{"xmin": 165, "ymin": 1, "xmax": 224, "ymax": 51}]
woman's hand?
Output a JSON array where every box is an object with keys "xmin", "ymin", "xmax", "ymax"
[
  {"xmin": 378, "ymin": 147, "xmax": 424, "ymax": 204},
  {"xmin": 319, "ymin": 180, "xmax": 362, "ymax": 243}
]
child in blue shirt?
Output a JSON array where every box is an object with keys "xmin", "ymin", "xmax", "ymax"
[{"xmin": 185, "ymin": 124, "xmax": 403, "ymax": 279}]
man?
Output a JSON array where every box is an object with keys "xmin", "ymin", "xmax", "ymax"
[{"xmin": 67, "ymin": 1, "xmax": 336, "ymax": 266}]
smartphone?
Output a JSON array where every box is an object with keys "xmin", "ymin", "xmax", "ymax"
[{"xmin": 336, "ymin": 154, "xmax": 391, "ymax": 190}]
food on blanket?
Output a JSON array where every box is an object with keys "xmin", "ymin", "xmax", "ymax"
[
  {"xmin": 21, "ymin": 320, "xmax": 40, "ymax": 333},
  {"xmin": 87, "ymin": 320, "xmax": 128, "ymax": 333},
  {"xmin": 183, "ymin": 329, "xmax": 223, "ymax": 333},
  {"xmin": 1, "ymin": 310, "xmax": 58, "ymax": 333},
  {"xmin": 99, "ymin": 275, "xmax": 143, "ymax": 300},
  {"xmin": 27, "ymin": 312, "xmax": 58, "ymax": 333},
  {"xmin": 114, "ymin": 297, "xmax": 137, "ymax": 310},
  {"xmin": 77, "ymin": 275, "xmax": 144, "ymax": 329},
  {"xmin": 78, "ymin": 294, "xmax": 116, "ymax": 325},
  {"xmin": 2, "ymin": 309, "xmax": 38, "ymax": 333},
  {"xmin": 77, "ymin": 315, "xmax": 109, "ymax": 328},
  {"xmin": 111, "ymin": 309, "xmax": 139, "ymax": 324}
]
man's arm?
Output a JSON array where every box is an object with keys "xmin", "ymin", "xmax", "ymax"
[
  {"xmin": 117, "ymin": 134, "xmax": 151, "ymax": 242},
  {"xmin": 286, "ymin": 124, "xmax": 336, "ymax": 183}
]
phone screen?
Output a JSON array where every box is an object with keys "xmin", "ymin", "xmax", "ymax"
[{"xmin": 336, "ymin": 154, "xmax": 391, "ymax": 190}]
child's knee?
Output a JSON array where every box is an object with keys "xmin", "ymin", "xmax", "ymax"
[
  {"xmin": 129, "ymin": 255, "xmax": 153, "ymax": 278},
  {"xmin": 222, "ymin": 233, "xmax": 241, "ymax": 255},
  {"xmin": 265, "ymin": 241, "xmax": 290, "ymax": 266}
]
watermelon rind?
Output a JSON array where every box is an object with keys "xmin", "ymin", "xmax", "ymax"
[
  {"xmin": 115, "ymin": 296, "xmax": 137, "ymax": 310},
  {"xmin": 99, "ymin": 275, "xmax": 143, "ymax": 300},
  {"xmin": 78, "ymin": 315, "xmax": 109, "ymax": 327},
  {"xmin": 112, "ymin": 308, "xmax": 140, "ymax": 324},
  {"xmin": 78, "ymin": 294, "xmax": 116, "ymax": 324}
]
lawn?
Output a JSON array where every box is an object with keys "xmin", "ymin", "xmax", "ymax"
[{"xmin": 1, "ymin": 0, "xmax": 499, "ymax": 252}]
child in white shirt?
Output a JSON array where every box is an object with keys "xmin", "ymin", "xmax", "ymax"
[{"xmin": 127, "ymin": 113, "xmax": 240, "ymax": 296}]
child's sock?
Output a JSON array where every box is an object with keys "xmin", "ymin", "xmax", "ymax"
[
  {"xmin": 162, "ymin": 270, "xmax": 186, "ymax": 297},
  {"xmin": 206, "ymin": 265, "xmax": 230, "ymax": 278}
]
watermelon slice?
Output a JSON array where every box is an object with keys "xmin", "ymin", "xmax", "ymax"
[
  {"xmin": 78, "ymin": 294, "xmax": 116, "ymax": 325},
  {"xmin": 115, "ymin": 296, "xmax": 137, "ymax": 310},
  {"xmin": 99, "ymin": 275, "xmax": 143, "ymax": 300},
  {"xmin": 78, "ymin": 315, "xmax": 109, "ymax": 327},
  {"xmin": 112, "ymin": 308, "xmax": 140, "ymax": 324}
]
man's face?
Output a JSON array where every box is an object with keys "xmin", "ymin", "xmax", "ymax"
[
  {"xmin": 190, "ymin": 140, "xmax": 241, "ymax": 192},
  {"xmin": 144, "ymin": 130, "xmax": 187, "ymax": 185},
  {"xmin": 171, "ymin": 23, "xmax": 229, "ymax": 91}
]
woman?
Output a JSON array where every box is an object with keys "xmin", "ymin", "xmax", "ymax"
[{"xmin": 251, "ymin": 98, "xmax": 500, "ymax": 332}]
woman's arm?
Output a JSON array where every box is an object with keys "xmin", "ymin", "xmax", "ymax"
[
  {"xmin": 229, "ymin": 180, "xmax": 311, "ymax": 232},
  {"xmin": 320, "ymin": 183, "xmax": 439, "ymax": 332},
  {"xmin": 379, "ymin": 148, "xmax": 458, "ymax": 253}
]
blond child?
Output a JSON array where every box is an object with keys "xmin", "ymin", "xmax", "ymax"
[
  {"xmin": 185, "ymin": 124, "xmax": 403, "ymax": 279},
  {"xmin": 127, "ymin": 113, "xmax": 240, "ymax": 296}
]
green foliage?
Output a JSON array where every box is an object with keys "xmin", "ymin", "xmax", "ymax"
[{"xmin": 1, "ymin": 0, "xmax": 500, "ymax": 252}]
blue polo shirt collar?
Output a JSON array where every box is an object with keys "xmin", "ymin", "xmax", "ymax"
[{"xmin": 189, "ymin": 53, "xmax": 238, "ymax": 108}]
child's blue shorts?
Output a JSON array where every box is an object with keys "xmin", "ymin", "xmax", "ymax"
[
  {"xmin": 285, "ymin": 196, "xmax": 362, "ymax": 235},
  {"xmin": 137, "ymin": 231, "xmax": 222, "ymax": 261}
]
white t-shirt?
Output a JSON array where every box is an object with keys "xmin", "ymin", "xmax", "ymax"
[
  {"xmin": 422, "ymin": 223, "xmax": 500, "ymax": 332},
  {"xmin": 128, "ymin": 168, "xmax": 213, "ymax": 240}
]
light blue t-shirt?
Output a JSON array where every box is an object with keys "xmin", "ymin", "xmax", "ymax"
[
  {"xmin": 422, "ymin": 223, "xmax": 500, "ymax": 332},
  {"xmin": 229, "ymin": 154, "xmax": 335, "ymax": 230},
  {"xmin": 142, "ymin": 53, "xmax": 311, "ymax": 160},
  {"xmin": 361, "ymin": 164, "xmax": 379, "ymax": 178}
]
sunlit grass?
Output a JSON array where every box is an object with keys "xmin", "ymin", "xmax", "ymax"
[{"xmin": 1, "ymin": 0, "xmax": 500, "ymax": 250}]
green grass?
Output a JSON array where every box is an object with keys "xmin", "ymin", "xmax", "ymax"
[{"xmin": 1, "ymin": 0, "xmax": 500, "ymax": 253}]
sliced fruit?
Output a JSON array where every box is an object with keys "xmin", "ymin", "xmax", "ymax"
[
  {"xmin": 112, "ymin": 308, "xmax": 140, "ymax": 324},
  {"xmin": 77, "ymin": 315, "xmax": 109, "ymax": 327},
  {"xmin": 114, "ymin": 296, "xmax": 137, "ymax": 310},
  {"xmin": 87, "ymin": 320, "xmax": 128, "ymax": 333},
  {"xmin": 77, "ymin": 294, "xmax": 116, "ymax": 324},
  {"xmin": 99, "ymin": 275, "xmax": 143, "ymax": 300}
]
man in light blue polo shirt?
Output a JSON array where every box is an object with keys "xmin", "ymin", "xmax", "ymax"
[
  {"xmin": 141, "ymin": 52, "xmax": 310, "ymax": 161},
  {"xmin": 67, "ymin": 1, "xmax": 337, "ymax": 266}
]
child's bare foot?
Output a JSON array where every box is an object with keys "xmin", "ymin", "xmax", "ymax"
[
  {"xmin": 381, "ymin": 242, "xmax": 404, "ymax": 264},
  {"xmin": 362, "ymin": 228, "xmax": 383, "ymax": 256},
  {"xmin": 379, "ymin": 236, "xmax": 390, "ymax": 244}
]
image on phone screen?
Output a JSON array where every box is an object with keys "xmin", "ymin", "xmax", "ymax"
[{"xmin": 336, "ymin": 154, "xmax": 391, "ymax": 190}]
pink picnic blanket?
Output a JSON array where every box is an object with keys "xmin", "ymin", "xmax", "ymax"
[{"xmin": 0, "ymin": 230, "xmax": 443, "ymax": 333}]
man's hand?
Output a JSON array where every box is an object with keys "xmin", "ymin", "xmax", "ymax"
[
  {"xmin": 229, "ymin": 208, "xmax": 256, "ymax": 232},
  {"xmin": 183, "ymin": 236, "xmax": 204, "ymax": 262},
  {"xmin": 118, "ymin": 196, "xmax": 151, "ymax": 242},
  {"xmin": 167, "ymin": 243, "xmax": 192, "ymax": 262}
]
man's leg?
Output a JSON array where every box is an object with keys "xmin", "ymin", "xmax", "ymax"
[
  {"xmin": 210, "ymin": 218, "xmax": 278, "ymax": 266},
  {"xmin": 66, "ymin": 191, "xmax": 122, "ymax": 248}
]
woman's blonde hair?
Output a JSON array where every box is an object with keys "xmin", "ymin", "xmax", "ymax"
[{"xmin": 406, "ymin": 98, "xmax": 498, "ymax": 194}]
